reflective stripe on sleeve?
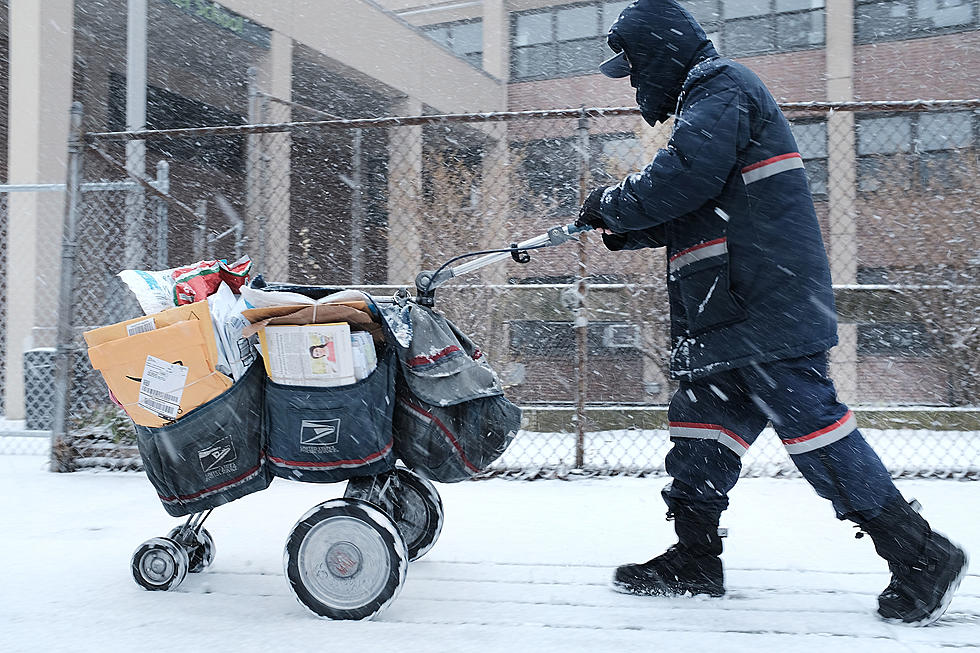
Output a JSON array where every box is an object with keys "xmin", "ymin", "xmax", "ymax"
[
  {"xmin": 741, "ymin": 153, "xmax": 804, "ymax": 185},
  {"xmin": 781, "ymin": 410, "xmax": 857, "ymax": 455},
  {"xmin": 669, "ymin": 237, "xmax": 728, "ymax": 273},
  {"xmin": 669, "ymin": 421, "xmax": 750, "ymax": 457}
]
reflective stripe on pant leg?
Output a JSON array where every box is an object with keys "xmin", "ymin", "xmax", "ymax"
[
  {"xmin": 737, "ymin": 355, "xmax": 899, "ymax": 520},
  {"xmin": 669, "ymin": 422, "xmax": 751, "ymax": 457},
  {"xmin": 781, "ymin": 410, "xmax": 856, "ymax": 455},
  {"xmin": 664, "ymin": 373, "xmax": 767, "ymax": 513}
]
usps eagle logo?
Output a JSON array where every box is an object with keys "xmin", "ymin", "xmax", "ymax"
[
  {"xmin": 300, "ymin": 419, "xmax": 341, "ymax": 446},
  {"xmin": 198, "ymin": 436, "xmax": 238, "ymax": 473}
]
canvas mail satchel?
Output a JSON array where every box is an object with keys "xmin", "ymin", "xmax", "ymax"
[{"xmin": 387, "ymin": 303, "xmax": 521, "ymax": 482}]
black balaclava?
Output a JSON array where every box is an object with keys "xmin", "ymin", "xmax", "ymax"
[{"xmin": 606, "ymin": 0, "xmax": 719, "ymax": 126}]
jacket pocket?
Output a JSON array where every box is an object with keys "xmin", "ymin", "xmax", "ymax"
[{"xmin": 673, "ymin": 258, "xmax": 747, "ymax": 336}]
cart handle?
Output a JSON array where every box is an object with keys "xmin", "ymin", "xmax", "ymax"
[{"xmin": 414, "ymin": 222, "xmax": 592, "ymax": 305}]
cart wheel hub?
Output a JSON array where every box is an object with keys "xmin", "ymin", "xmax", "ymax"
[
  {"xmin": 149, "ymin": 556, "xmax": 168, "ymax": 574},
  {"xmin": 326, "ymin": 542, "xmax": 361, "ymax": 578}
]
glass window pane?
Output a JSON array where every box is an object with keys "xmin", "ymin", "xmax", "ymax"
[
  {"xmin": 776, "ymin": 10, "xmax": 825, "ymax": 48},
  {"xmin": 918, "ymin": 150, "xmax": 967, "ymax": 189},
  {"xmin": 855, "ymin": 0, "xmax": 913, "ymax": 41},
  {"xmin": 453, "ymin": 22, "xmax": 483, "ymax": 54},
  {"xmin": 776, "ymin": 0, "xmax": 825, "ymax": 12},
  {"xmin": 725, "ymin": 17, "xmax": 774, "ymax": 55},
  {"xmin": 857, "ymin": 116, "xmax": 912, "ymax": 154},
  {"xmin": 857, "ymin": 156, "xmax": 912, "ymax": 192},
  {"xmin": 790, "ymin": 121, "xmax": 828, "ymax": 158},
  {"xmin": 918, "ymin": 112, "xmax": 974, "ymax": 151},
  {"xmin": 723, "ymin": 0, "xmax": 768, "ymax": 19},
  {"xmin": 515, "ymin": 12, "xmax": 552, "ymax": 46},
  {"xmin": 425, "ymin": 26, "xmax": 450, "ymax": 48},
  {"xmin": 916, "ymin": 0, "xmax": 974, "ymax": 29},
  {"xmin": 513, "ymin": 43, "xmax": 556, "ymax": 79},
  {"xmin": 557, "ymin": 39, "xmax": 604, "ymax": 75},
  {"xmin": 803, "ymin": 158, "xmax": 828, "ymax": 196},
  {"xmin": 683, "ymin": 0, "xmax": 723, "ymax": 22},
  {"xmin": 603, "ymin": 1, "xmax": 633, "ymax": 29},
  {"xmin": 600, "ymin": 137, "xmax": 645, "ymax": 176},
  {"xmin": 557, "ymin": 6, "xmax": 599, "ymax": 40}
]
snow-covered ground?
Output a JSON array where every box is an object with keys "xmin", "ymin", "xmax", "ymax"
[{"xmin": 2, "ymin": 454, "xmax": 977, "ymax": 652}]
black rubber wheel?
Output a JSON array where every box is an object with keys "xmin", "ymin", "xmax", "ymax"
[
  {"xmin": 283, "ymin": 498, "xmax": 408, "ymax": 620},
  {"xmin": 131, "ymin": 537, "xmax": 189, "ymax": 591},
  {"xmin": 167, "ymin": 526, "xmax": 216, "ymax": 573},
  {"xmin": 345, "ymin": 467, "xmax": 444, "ymax": 561}
]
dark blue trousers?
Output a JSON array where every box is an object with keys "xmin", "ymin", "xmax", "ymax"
[{"xmin": 664, "ymin": 352, "xmax": 899, "ymax": 522}]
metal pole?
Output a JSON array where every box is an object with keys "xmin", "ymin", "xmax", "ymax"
[
  {"xmin": 124, "ymin": 0, "xmax": 147, "ymax": 269},
  {"xmin": 155, "ymin": 160, "xmax": 169, "ymax": 267},
  {"xmin": 351, "ymin": 128, "xmax": 364, "ymax": 284},
  {"xmin": 245, "ymin": 67, "xmax": 265, "ymax": 275},
  {"xmin": 574, "ymin": 109, "xmax": 591, "ymax": 470},
  {"xmin": 195, "ymin": 199, "xmax": 208, "ymax": 260},
  {"xmin": 50, "ymin": 102, "xmax": 85, "ymax": 473}
]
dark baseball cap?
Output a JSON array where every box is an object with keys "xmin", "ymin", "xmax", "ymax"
[{"xmin": 599, "ymin": 50, "xmax": 630, "ymax": 78}]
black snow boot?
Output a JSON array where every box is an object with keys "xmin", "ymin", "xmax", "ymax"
[
  {"xmin": 613, "ymin": 506, "xmax": 725, "ymax": 597},
  {"xmin": 860, "ymin": 496, "xmax": 968, "ymax": 626}
]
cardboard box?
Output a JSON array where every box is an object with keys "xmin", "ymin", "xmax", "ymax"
[
  {"xmin": 87, "ymin": 319, "xmax": 233, "ymax": 427},
  {"xmin": 257, "ymin": 322, "xmax": 356, "ymax": 387},
  {"xmin": 83, "ymin": 300, "xmax": 221, "ymax": 368}
]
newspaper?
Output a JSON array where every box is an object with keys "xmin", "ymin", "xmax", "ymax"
[{"xmin": 258, "ymin": 323, "xmax": 355, "ymax": 387}]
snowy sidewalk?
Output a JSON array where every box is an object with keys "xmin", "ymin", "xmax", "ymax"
[{"xmin": 1, "ymin": 455, "xmax": 977, "ymax": 652}]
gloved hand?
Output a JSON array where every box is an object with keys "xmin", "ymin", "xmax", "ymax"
[{"xmin": 575, "ymin": 186, "xmax": 610, "ymax": 230}]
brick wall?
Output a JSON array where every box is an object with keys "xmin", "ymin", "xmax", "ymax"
[{"xmin": 855, "ymin": 31, "xmax": 980, "ymax": 100}]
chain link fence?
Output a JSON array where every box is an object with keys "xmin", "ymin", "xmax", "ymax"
[{"xmin": 4, "ymin": 99, "xmax": 978, "ymax": 477}]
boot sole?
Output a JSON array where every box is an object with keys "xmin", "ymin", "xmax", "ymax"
[
  {"xmin": 612, "ymin": 579, "xmax": 725, "ymax": 598},
  {"xmin": 880, "ymin": 547, "xmax": 969, "ymax": 627}
]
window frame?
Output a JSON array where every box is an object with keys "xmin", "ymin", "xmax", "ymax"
[
  {"xmin": 682, "ymin": 0, "xmax": 826, "ymax": 58},
  {"xmin": 510, "ymin": 1, "xmax": 631, "ymax": 82},
  {"xmin": 855, "ymin": 109, "xmax": 979, "ymax": 193},
  {"xmin": 789, "ymin": 118, "xmax": 829, "ymax": 199},
  {"xmin": 422, "ymin": 17, "xmax": 484, "ymax": 69},
  {"xmin": 854, "ymin": 0, "xmax": 979, "ymax": 45}
]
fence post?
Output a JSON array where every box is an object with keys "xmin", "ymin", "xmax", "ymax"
[
  {"xmin": 50, "ymin": 102, "xmax": 85, "ymax": 472},
  {"xmin": 154, "ymin": 160, "xmax": 169, "ymax": 267},
  {"xmin": 195, "ymin": 199, "xmax": 208, "ymax": 260},
  {"xmin": 574, "ymin": 109, "xmax": 591, "ymax": 469},
  {"xmin": 351, "ymin": 128, "xmax": 365, "ymax": 284},
  {"xmin": 245, "ymin": 66, "xmax": 265, "ymax": 275}
]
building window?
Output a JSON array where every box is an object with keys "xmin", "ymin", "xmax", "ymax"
[
  {"xmin": 511, "ymin": 1, "xmax": 631, "ymax": 81},
  {"xmin": 680, "ymin": 0, "xmax": 825, "ymax": 58},
  {"xmin": 856, "ymin": 111, "xmax": 977, "ymax": 192},
  {"xmin": 509, "ymin": 320, "xmax": 638, "ymax": 357},
  {"xmin": 790, "ymin": 120, "xmax": 829, "ymax": 197},
  {"xmin": 423, "ymin": 19, "xmax": 483, "ymax": 68},
  {"xmin": 858, "ymin": 322, "xmax": 934, "ymax": 356},
  {"xmin": 855, "ymin": 0, "xmax": 979, "ymax": 44},
  {"xmin": 517, "ymin": 132, "xmax": 642, "ymax": 215}
]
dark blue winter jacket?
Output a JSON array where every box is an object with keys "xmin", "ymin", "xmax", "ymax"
[{"xmin": 598, "ymin": 0, "xmax": 838, "ymax": 380}]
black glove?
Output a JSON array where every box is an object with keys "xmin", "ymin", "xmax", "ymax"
[{"xmin": 575, "ymin": 186, "xmax": 610, "ymax": 230}]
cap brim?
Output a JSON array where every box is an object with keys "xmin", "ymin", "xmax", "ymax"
[{"xmin": 599, "ymin": 51, "xmax": 630, "ymax": 78}]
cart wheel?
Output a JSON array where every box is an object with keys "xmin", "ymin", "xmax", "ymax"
[
  {"xmin": 167, "ymin": 526, "xmax": 216, "ymax": 573},
  {"xmin": 346, "ymin": 467, "xmax": 445, "ymax": 561},
  {"xmin": 131, "ymin": 537, "xmax": 189, "ymax": 591},
  {"xmin": 283, "ymin": 498, "xmax": 408, "ymax": 620}
]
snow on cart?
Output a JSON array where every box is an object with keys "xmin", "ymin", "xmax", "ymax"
[{"xmin": 84, "ymin": 223, "xmax": 590, "ymax": 620}]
